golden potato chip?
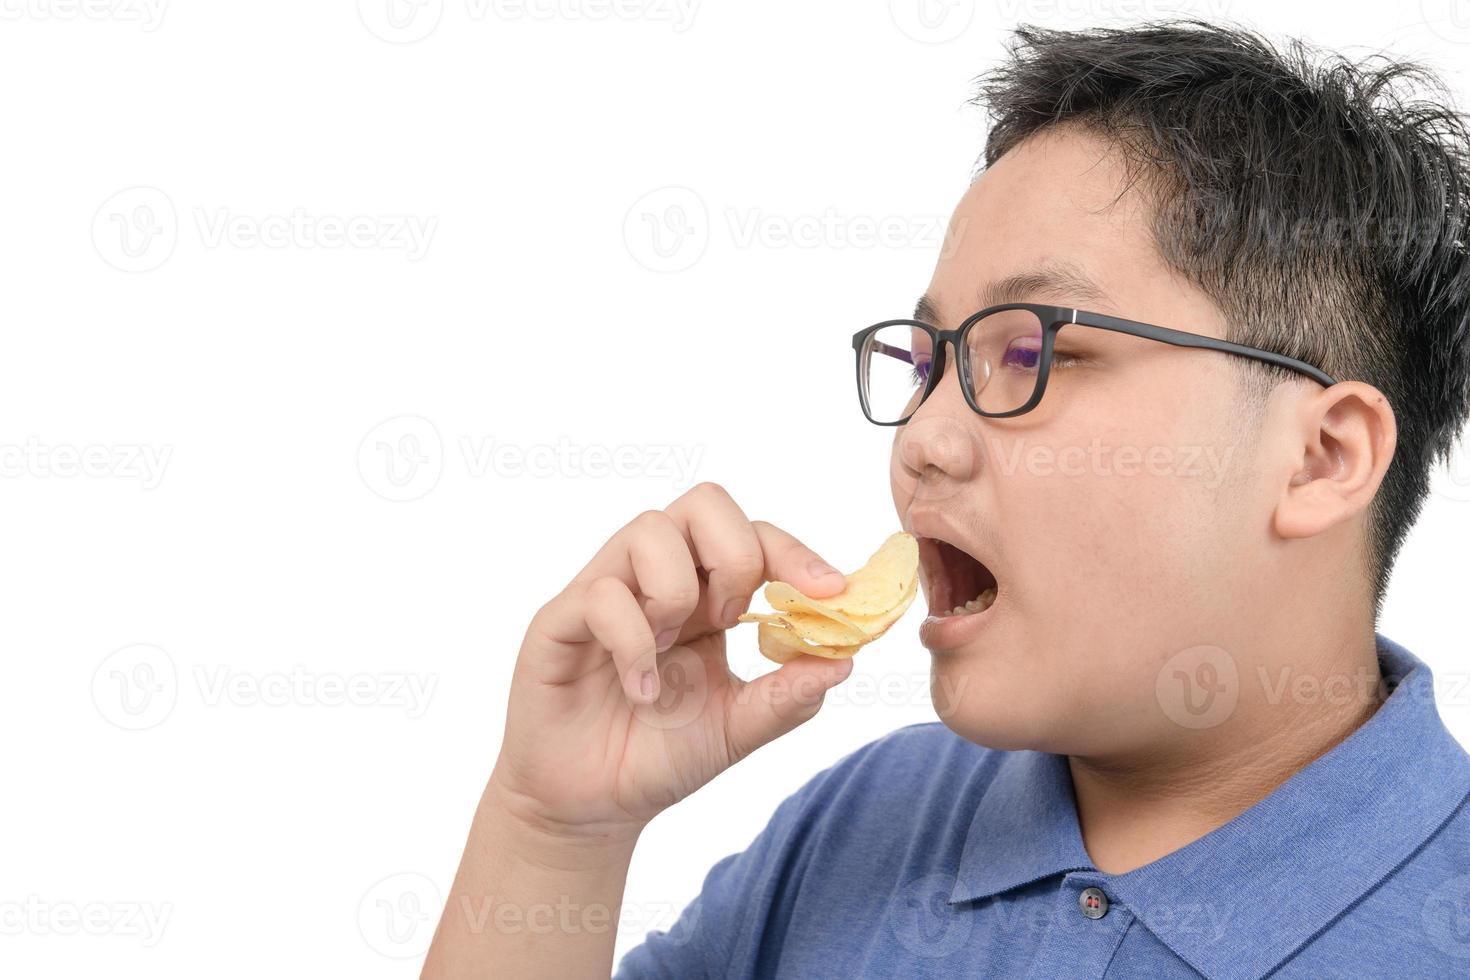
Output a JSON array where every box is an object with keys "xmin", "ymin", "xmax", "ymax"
[
  {"xmin": 740, "ymin": 531, "xmax": 918, "ymax": 663},
  {"xmin": 763, "ymin": 581, "xmax": 869, "ymax": 631},
  {"xmin": 757, "ymin": 622, "xmax": 861, "ymax": 662},
  {"xmin": 846, "ymin": 576, "xmax": 918, "ymax": 637},
  {"xmin": 764, "ymin": 532, "xmax": 918, "ymax": 617},
  {"xmin": 736, "ymin": 611, "xmax": 789, "ymax": 626},
  {"xmin": 741, "ymin": 608, "xmax": 867, "ymax": 645},
  {"xmin": 778, "ymin": 611, "xmax": 870, "ymax": 646}
]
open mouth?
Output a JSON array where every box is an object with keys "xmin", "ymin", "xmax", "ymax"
[{"xmin": 917, "ymin": 535, "xmax": 999, "ymax": 618}]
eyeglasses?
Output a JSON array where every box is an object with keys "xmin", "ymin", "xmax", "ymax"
[{"xmin": 852, "ymin": 302, "xmax": 1337, "ymax": 425}]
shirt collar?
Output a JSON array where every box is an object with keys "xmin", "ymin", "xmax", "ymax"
[{"xmin": 948, "ymin": 632, "xmax": 1470, "ymax": 980}]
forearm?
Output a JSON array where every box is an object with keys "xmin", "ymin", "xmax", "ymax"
[{"xmin": 421, "ymin": 779, "xmax": 642, "ymax": 980}]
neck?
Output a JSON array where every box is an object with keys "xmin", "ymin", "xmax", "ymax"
[{"xmin": 1067, "ymin": 626, "xmax": 1388, "ymax": 875}]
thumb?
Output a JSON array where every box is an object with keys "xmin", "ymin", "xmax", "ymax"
[{"xmin": 724, "ymin": 655, "xmax": 853, "ymax": 762}]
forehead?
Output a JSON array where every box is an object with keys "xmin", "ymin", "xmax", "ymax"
[{"xmin": 925, "ymin": 126, "xmax": 1200, "ymax": 329}]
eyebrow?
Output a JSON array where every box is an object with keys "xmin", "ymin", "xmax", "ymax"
[{"xmin": 913, "ymin": 260, "xmax": 1116, "ymax": 326}]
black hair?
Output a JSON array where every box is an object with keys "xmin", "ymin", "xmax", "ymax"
[{"xmin": 973, "ymin": 20, "xmax": 1470, "ymax": 615}]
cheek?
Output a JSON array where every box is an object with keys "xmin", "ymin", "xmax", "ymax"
[{"xmin": 1002, "ymin": 418, "xmax": 1230, "ymax": 624}]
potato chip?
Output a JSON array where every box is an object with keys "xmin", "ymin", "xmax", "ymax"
[
  {"xmin": 757, "ymin": 622, "xmax": 861, "ymax": 662},
  {"xmin": 739, "ymin": 531, "xmax": 918, "ymax": 662},
  {"xmin": 765, "ymin": 532, "xmax": 918, "ymax": 617},
  {"xmin": 738, "ymin": 609, "xmax": 867, "ymax": 645}
]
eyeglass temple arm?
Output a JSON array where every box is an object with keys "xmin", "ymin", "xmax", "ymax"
[
  {"xmin": 1069, "ymin": 310, "xmax": 1338, "ymax": 388},
  {"xmin": 869, "ymin": 339, "xmax": 913, "ymax": 364}
]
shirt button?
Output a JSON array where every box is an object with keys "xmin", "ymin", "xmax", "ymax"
[{"xmin": 1078, "ymin": 886, "xmax": 1109, "ymax": 919}]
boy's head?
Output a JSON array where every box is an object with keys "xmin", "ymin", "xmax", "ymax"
[{"xmin": 891, "ymin": 21, "xmax": 1470, "ymax": 755}]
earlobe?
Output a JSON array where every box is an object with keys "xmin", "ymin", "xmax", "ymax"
[{"xmin": 1272, "ymin": 382, "xmax": 1397, "ymax": 541}]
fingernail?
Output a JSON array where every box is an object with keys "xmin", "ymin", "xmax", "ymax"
[
  {"xmin": 640, "ymin": 669, "xmax": 657, "ymax": 701},
  {"xmin": 655, "ymin": 628, "xmax": 678, "ymax": 652},
  {"xmin": 808, "ymin": 559, "xmax": 841, "ymax": 579},
  {"xmin": 721, "ymin": 598, "xmax": 746, "ymax": 627}
]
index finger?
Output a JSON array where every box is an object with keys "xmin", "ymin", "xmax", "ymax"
[{"xmin": 747, "ymin": 520, "xmax": 847, "ymax": 598}]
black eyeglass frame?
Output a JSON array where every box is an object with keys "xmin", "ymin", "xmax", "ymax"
[{"xmin": 851, "ymin": 302, "xmax": 1338, "ymax": 425}]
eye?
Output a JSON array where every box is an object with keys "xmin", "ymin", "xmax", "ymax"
[
  {"xmin": 999, "ymin": 343, "xmax": 1041, "ymax": 371},
  {"xmin": 908, "ymin": 356, "xmax": 932, "ymax": 387},
  {"xmin": 997, "ymin": 344, "xmax": 1085, "ymax": 371}
]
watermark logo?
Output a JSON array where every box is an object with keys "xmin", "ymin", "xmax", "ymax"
[
  {"xmin": 92, "ymin": 644, "xmax": 178, "ymax": 731},
  {"xmin": 888, "ymin": 872, "xmax": 970, "ymax": 957},
  {"xmin": 1422, "ymin": 0, "xmax": 1470, "ymax": 46},
  {"xmin": 358, "ymin": 415, "xmax": 444, "ymax": 503},
  {"xmin": 0, "ymin": 438, "xmax": 172, "ymax": 489},
  {"xmin": 630, "ymin": 646, "xmax": 708, "ymax": 731},
  {"xmin": 0, "ymin": 0, "xmax": 168, "ymax": 30},
  {"xmin": 624, "ymin": 187, "xmax": 964, "ymax": 273},
  {"xmin": 92, "ymin": 646, "xmax": 437, "ymax": 727},
  {"xmin": 0, "ymin": 896, "xmax": 173, "ymax": 946},
  {"xmin": 989, "ymin": 436, "xmax": 1235, "ymax": 489},
  {"xmin": 1423, "ymin": 873, "xmax": 1470, "ymax": 959},
  {"xmin": 92, "ymin": 186, "xmax": 177, "ymax": 273},
  {"xmin": 358, "ymin": 0, "xmax": 700, "ymax": 42},
  {"xmin": 725, "ymin": 208, "xmax": 963, "ymax": 254},
  {"xmin": 455, "ymin": 893, "xmax": 691, "ymax": 938},
  {"xmin": 1155, "ymin": 644, "xmax": 1239, "ymax": 730},
  {"xmin": 93, "ymin": 187, "xmax": 436, "ymax": 272},
  {"xmin": 888, "ymin": 0, "xmax": 974, "ymax": 44},
  {"xmin": 624, "ymin": 186, "xmax": 709, "ymax": 273},
  {"xmin": 358, "ymin": 0, "xmax": 444, "ymax": 43},
  {"xmin": 193, "ymin": 666, "xmax": 436, "ymax": 718},
  {"xmin": 359, "ymin": 872, "xmax": 441, "ymax": 959},
  {"xmin": 357, "ymin": 417, "xmax": 704, "ymax": 501}
]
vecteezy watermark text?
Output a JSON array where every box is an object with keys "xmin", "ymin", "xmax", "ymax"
[
  {"xmin": 0, "ymin": 896, "xmax": 172, "ymax": 947},
  {"xmin": 990, "ymin": 436, "xmax": 1235, "ymax": 488},
  {"xmin": 357, "ymin": 0, "xmax": 701, "ymax": 44},
  {"xmin": 358, "ymin": 416, "xmax": 704, "ymax": 502},
  {"xmin": 623, "ymin": 186, "xmax": 967, "ymax": 273},
  {"xmin": 93, "ymin": 187, "xmax": 437, "ymax": 273},
  {"xmin": 0, "ymin": 438, "xmax": 171, "ymax": 489},
  {"xmin": 0, "ymin": 0, "xmax": 168, "ymax": 30},
  {"xmin": 92, "ymin": 644, "xmax": 438, "ymax": 730}
]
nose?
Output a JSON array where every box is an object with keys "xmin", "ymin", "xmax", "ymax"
[{"xmin": 891, "ymin": 368, "xmax": 981, "ymax": 504}]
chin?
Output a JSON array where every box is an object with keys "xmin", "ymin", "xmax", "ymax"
[{"xmin": 928, "ymin": 660, "xmax": 1050, "ymax": 752}]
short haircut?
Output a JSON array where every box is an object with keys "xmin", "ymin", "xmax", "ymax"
[{"xmin": 972, "ymin": 20, "xmax": 1470, "ymax": 614}]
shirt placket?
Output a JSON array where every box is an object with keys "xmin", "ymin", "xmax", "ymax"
[{"xmin": 1022, "ymin": 872, "xmax": 1132, "ymax": 979}]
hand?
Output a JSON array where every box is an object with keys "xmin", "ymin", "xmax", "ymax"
[{"xmin": 489, "ymin": 482, "xmax": 853, "ymax": 843}]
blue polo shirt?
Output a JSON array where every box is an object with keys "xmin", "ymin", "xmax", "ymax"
[{"xmin": 614, "ymin": 632, "xmax": 1470, "ymax": 978}]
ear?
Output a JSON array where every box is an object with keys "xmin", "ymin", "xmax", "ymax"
[{"xmin": 1273, "ymin": 381, "xmax": 1397, "ymax": 540}]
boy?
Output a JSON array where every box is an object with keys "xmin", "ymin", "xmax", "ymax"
[{"xmin": 424, "ymin": 20, "xmax": 1470, "ymax": 978}]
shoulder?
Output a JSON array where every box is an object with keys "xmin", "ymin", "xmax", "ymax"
[
  {"xmin": 613, "ymin": 725, "xmax": 1014, "ymax": 977},
  {"xmin": 765, "ymin": 722, "xmax": 1004, "ymax": 847},
  {"xmin": 1316, "ymin": 790, "xmax": 1470, "ymax": 973},
  {"xmin": 792, "ymin": 721, "xmax": 994, "ymax": 796}
]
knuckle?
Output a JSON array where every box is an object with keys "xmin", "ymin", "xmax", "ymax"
[
  {"xmin": 659, "ymin": 583, "xmax": 703, "ymax": 614},
  {"xmin": 630, "ymin": 508, "xmax": 677, "ymax": 539},
  {"xmin": 632, "ymin": 508, "xmax": 669, "ymax": 531},
  {"xmin": 688, "ymin": 480, "xmax": 729, "ymax": 501},
  {"xmin": 585, "ymin": 575, "xmax": 627, "ymax": 604},
  {"xmin": 541, "ymin": 583, "xmax": 577, "ymax": 614},
  {"xmin": 720, "ymin": 551, "xmax": 765, "ymax": 583}
]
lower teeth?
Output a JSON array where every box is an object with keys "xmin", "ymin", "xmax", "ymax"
[{"xmin": 946, "ymin": 587, "xmax": 997, "ymax": 617}]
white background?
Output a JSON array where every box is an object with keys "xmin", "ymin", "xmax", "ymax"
[{"xmin": 2, "ymin": 1, "xmax": 1468, "ymax": 976}]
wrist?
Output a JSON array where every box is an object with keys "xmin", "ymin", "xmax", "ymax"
[{"xmin": 482, "ymin": 774, "xmax": 645, "ymax": 870}]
